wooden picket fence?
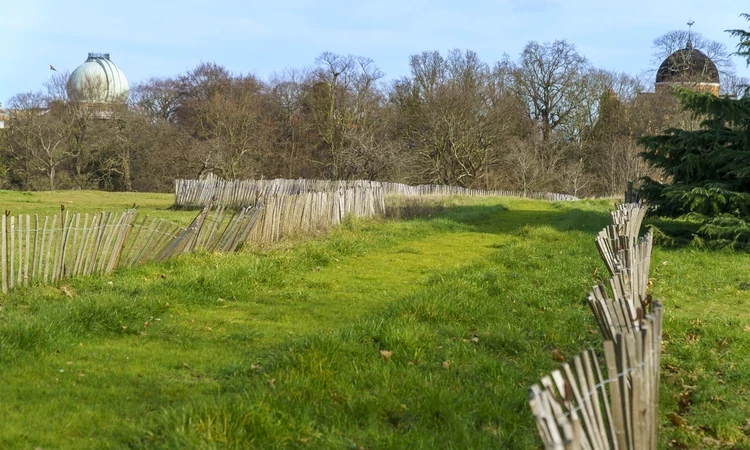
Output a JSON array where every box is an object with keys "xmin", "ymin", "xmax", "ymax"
[
  {"xmin": 529, "ymin": 201, "xmax": 663, "ymax": 449},
  {"xmin": 174, "ymin": 175, "xmax": 391, "ymax": 244},
  {"xmin": 173, "ymin": 175, "xmax": 578, "ymax": 210},
  {"xmin": 248, "ymin": 188, "xmax": 383, "ymax": 243},
  {"xmin": 0, "ymin": 204, "xmax": 262, "ymax": 294},
  {"xmin": 380, "ymin": 182, "xmax": 579, "ymax": 201},
  {"xmin": 174, "ymin": 175, "xmax": 386, "ymax": 210},
  {"xmin": 0, "ymin": 184, "xmax": 388, "ymax": 294}
]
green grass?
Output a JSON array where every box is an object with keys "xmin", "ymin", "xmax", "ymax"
[
  {"xmin": 649, "ymin": 246, "xmax": 750, "ymax": 449},
  {"xmin": 0, "ymin": 190, "xmax": 197, "ymax": 227},
  {"xmin": 0, "ymin": 191, "xmax": 748, "ymax": 448}
]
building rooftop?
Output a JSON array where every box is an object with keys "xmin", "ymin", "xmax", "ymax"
[
  {"xmin": 655, "ymin": 41, "xmax": 720, "ymax": 85},
  {"xmin": 66, "ymin": 53, "xmax": 129, "ymax": 103}
]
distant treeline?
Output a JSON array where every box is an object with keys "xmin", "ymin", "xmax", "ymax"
[{"xmin": 0, "ymin": 41, "xmax": 705, "ymax": 196}]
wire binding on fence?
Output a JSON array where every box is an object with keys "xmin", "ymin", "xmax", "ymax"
[
  {"xmin": 529, "ymin": 192, "xmax": 661, "ymax": 450},
  {"xmin": 529, "ymin": 300, "xmax": 662, "ymax": 450}
]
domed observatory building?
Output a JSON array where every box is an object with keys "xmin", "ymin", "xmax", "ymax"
[
  {"xmin": 654, "ymin": 40, "xmax": 720, "ymax": 95},
  {"xmin": 67, "ymin": 53, "xmax": 129, "ymax": 107}
]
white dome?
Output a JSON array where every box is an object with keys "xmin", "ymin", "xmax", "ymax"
[{"xmin": 67, "ymin": 53, "xmax": 129, "ymax": 103}]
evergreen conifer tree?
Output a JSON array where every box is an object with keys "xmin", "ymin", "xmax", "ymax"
[{"xmin": 639, "ymin": 14, "xmax": 750, "ymax": 248}]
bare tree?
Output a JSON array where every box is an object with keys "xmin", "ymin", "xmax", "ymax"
[
  {"xmin": 4, "ymin": 92, "xmax": 73, "ymax": 189},
  {"xmin": 268, "ymin": 69, "xmax": 312, "ymax": 177},
  {"xmin": 503, "ymin": 137, "xmax": 544, "ymax": 194},
  {"xmin": 130, "ymin": 77, "xmax": 181, "ymax": 123},
  {"xmin": 508, "ymin": 40, "xmax": 591, "ymax": 142},
  {"xmin": 303, "ymin": 52, "xmax": 386, "ymax": 179},
  {"xmin": 176, "ymin": 62, "xmax": 233, "ymax": 106},
  {"xmin": 45, "ymin": 71, "xmax": 71, "ymax": 102},
  {"xmin": 188, "ymin": 74, "xmax": 271, "ymax": 179},
  {"xmin": 721, "ymin": 73, "xmax": 750, "ymax": 98},
  {"xmin": 3, "ymin": 92, "xmax": 46, "ymax": 188},
  {"xmin": 392, "ymin": 49, "xmax": 530, "ymax": 187}
]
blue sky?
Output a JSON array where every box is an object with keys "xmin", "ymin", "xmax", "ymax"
[{"xmin": 2, "ymin": 0, "xmax": 750, "ymax": 105}]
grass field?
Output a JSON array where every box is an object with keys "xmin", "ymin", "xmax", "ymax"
[
  {"xmin": 0, "ymin": 189, "xmax": 197, "ymax": 226},
  {"xmin": 0, "ymin": 191, "xmax": 748, "ymax": 448}
]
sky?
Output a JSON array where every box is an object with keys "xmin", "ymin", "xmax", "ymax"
[{"xmin": 2, "ymin": 0, "xmax": 750, "ymax": 106}]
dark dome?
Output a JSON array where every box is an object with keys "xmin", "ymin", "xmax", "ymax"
[{"xmin": 655, "ymin": 42, "xmax": 719, "ymax": 84}]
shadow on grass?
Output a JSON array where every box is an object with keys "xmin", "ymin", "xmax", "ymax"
[
  {"xmin": 646, "ymin": 215, "xmax": 750, "ymax": 252},
  {"xmin": 389, "ymin": 200, "xmax": 612, "ymax": 237},
  {"xmin": 644, "ymin": 217, "xmax": 700, "ymax": 249}
]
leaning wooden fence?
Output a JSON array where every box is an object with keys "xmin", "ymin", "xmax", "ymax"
[
  {"xmin": 174, "ymin": 176, "xmax": 388, "ymax": 244},
  {"xmin": 529, "ymin": 201, "xmax": 662, "ymax": 449},
  {"xmin": 0, "ymin": 183, "xmax": 389, "ymax": 294},
  {"xmin": 0, "ymin": 204, "xmax": 262, "ymax": 294}
]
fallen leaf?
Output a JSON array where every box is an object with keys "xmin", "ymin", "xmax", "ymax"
[
  {"xmin": 678, "ymin": 385, "xmax": 695, "ymax": 413},
  {"xmin": 441, "ymin": 360, "xmax": 451, "ymax": 369},
  {"xmin": 380, "ymin": 350, "xmax": 393, "ymax": 360},
  {"xmin": 667, "ymin": 412, "xmax": 684, "ymax": 427},
  {"xmin": 702, "ymin": 437, "xmax": 723, "ymax": 447},
  {"xmin": 59, "ymin": 285, "xmax": 75, "ymax": 298},
  {"xmin": 550, "ymin": 348, "xmax": 566, "ymax": 362}
]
